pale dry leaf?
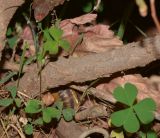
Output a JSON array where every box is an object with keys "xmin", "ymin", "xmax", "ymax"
[
  {"xmin": 42, "ymin": 92, "xmax": 55, "ymax": 106},
  {"xmin": 96, "ymin": 74, "xmax": 160, "ymax": 113},
  {"xmin": 60, "ymin": 14, "xmax": 123, "ymax": 56},
  {"xmin": 32, "ymin": 0, "xmax": 67, "ymax": 21},
  {"xmin": 69, "ymin": 13, "xmax": 97, "ymax": 25}
]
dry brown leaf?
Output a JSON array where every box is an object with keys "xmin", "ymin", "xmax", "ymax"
[
  {"xmin": 42, "ymin": 92, "xmax": 55, "ymax": 106},
  {"xmin": 96, "ymin": 74, "xmax": 160, "ymax": 113},
  {"xmin": 60, "ymin": 14, "xmax": 123, "ymax": 56},
  {"xmin": 32, "ymin": 0, "xmax": 67, "ymax": 21}
]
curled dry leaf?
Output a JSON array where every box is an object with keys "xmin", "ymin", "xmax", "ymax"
[
  {"xmin": 42, "ymin": 92, "xmax": 55, "ymax": 106},
  {"xmin": 96, "ymin": 74, "xmax": 160, "ymax": 113},
  {"xmin": 60, "ymin": 13, "xmax": 123, "ymax": 56}
]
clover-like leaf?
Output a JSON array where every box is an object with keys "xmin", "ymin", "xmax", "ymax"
[
  {"xmin": 0, "ymin": 98, "xmax": 13, "ymax": 107},
  {"xmin": 133, "ymin": 98, "xmax": 156, "ymax": 124},
  {"xmin": 113, "ymin": 83, "xmax": 138, "ymax": 106},
  {"xmin": 49, "ymin": 26, "xmax": 63, "ymax": 41},
  {"xmin": 24, "ymin": 124, "xmax": 33, "ymax": 135},
  {"xmin": 25, "ymin": 99, "xmax": 42, "ymax": 114},
  {"xmin": 62, "ymin": 108, "xmax": 75, "ymax": 121},
  {"xmin": 111, "ymin": 108, "xmax": 140, "ymax": 133}
]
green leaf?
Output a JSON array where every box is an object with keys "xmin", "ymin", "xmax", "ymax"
[
  {"xmin": 62, "ymin": 108, "xmax": 75, "ymax": 121},
  {"xmin": 33, "ymin": 117, "xmax": 44, "ymax": 125},
  {"xmin": 49, "ymin": 26, "xmax": 63, "ymax": 41},
  {"xmin": 139, "ymin": 131, "xmax": 146, "ymax": 138},
  {"xmin": 25, "ymin": 99, "xmax": 42, "ymax": 114},
  {"xmin": 54, "ymin": 101, "xmax": 63, "ymax": 111},
  {"xmin": 43, "ymin": 29, "xmax": 53, "ymax": 41},
  {"xmin": 24, "ymin": 124, "xmax": 33, "ymax": 135},
  {"xmin": 50, "ymin": 107, "xmax": 61, "ymax": 120},
  {"xmin": 6, "ymin": 27, "xmax": 12, "ymax": 36},
  {"xmin": 111, "ymin": 108, "xmax": 140, "ymax": 133},
  {"xmin": 147, "ymin": 130, "xmax": 157, "ymax": 138},
  {"xmin": 0, "ymin": 98, "xmax": 13, "ymax": 107},
  {"xmin": 7, "ymin": 36, "xmax": 17, "ymax": 49},
  {"xmin": 14, "ymin": 98, "xmax": 22, "ymax": 107},
  {"xmin": 6, "ymin": 86, "xmax": 17, "ymax": 99},
  {"xmin": 42, "ymin": 107, "xmax": 61, "ymax": 123},
  {"xmin": 59, "ymin": 39, "xmax": 70, "ymax": 52},
  {"xmin": 83, "ymin": 1, "xmax": 93, "ymax": 13},
  {"xmin": 42, "ymin": 108, "xmax": 52, "ymax": 123},
  {"xmin": 133, "ymin": 98, "xmax": 156, "ymax": 124},
  {"xmin": 24, "ymin": 56, "xmax": 36, "ymax": 65},
  {"xmin": 113, "ymin": 83, "xmax": 138, "ymax": 106},
  {"xmin": 43, "ymin": 40, "xmax": 59, "ymax": 55},
  {"xmin": 0, "ymin": 72, "xmax": 17, "ymax": 84}
]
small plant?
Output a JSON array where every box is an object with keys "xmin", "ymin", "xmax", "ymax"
[
  {"xmin": 37, "ymin": 25, "xmax": 70, "ymax": 63},
  {"xmin": 110, "ymin": 83, "xmax": 157, "ymax": 138},
  {"xmin": 0, "ymin": 86, "xmax": 22, "ymax": 113},
  {"xmin": 24, "ymin": 99, "xmax": 75, "ymax": 135}
]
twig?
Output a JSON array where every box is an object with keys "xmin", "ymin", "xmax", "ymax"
[
  {"xmin": 70, "ymin": 85, "xmax": 116, "ymax": 104},
  {"xmin": 0, "ymin": 118, "xmax": 9, "ymax": 138},
  {"xmin": 8, "ymin": 124, "xmax": 26, "ymax": 138},
  {"xmin": 75, "ymin": 105, "xmax": 109, "ymax": 121},
  {"xmin": 79, "ymin": 128, "xmax": 109, "ymax": 138}
]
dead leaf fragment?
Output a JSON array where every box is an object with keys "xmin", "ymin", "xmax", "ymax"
[{"xmin": 32, "ymin": 0, "xmax": 67, "ymax": 21}]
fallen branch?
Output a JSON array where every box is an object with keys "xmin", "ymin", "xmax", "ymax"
[{"xmin": 12, "ymin": 35, "xmax": 160, "ymax": 97}]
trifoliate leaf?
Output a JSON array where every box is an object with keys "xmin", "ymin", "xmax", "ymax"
[
  {"xmin": 25, "ymin": 100, "xmax": 42, "ymax": 113},
  {"xmin": 111, "ymin": 108, "xmax": 140, "ymax": 133},
  {"xmin": 0, "ymin": 98, "xmax": 13, "ymax": 107},
  {"xmin": 133, "ymin": 98, "xmax": 156, "ymax": 124},
  {"xmin": 113, "ymin": 83, "xmax": 138, "ymax": 106},
  {"xmin": 24, "ymin": 124, "xmax": 33, "ymax": 135}
]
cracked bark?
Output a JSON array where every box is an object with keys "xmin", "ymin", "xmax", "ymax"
[{"xmin": 8, "ymin": 34, "xmax": 160, "ymax": 97}]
